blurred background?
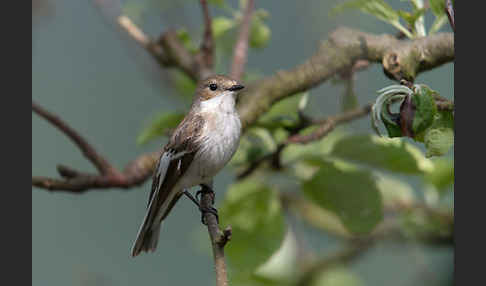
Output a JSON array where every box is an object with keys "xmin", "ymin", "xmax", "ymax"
[{"xmin": 32, "ymin": 0, "xmax": 454, "ymax": 285}]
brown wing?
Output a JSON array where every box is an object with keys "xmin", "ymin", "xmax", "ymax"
[
  {"xmin": 147, "ymin": 113, "xmax": 205, "ymax": 207},
  {"xmin": 131, "ymin": 113, "xmax": 205, "ymax": 256},
  {"xmin": 144, "ymin": 112, "xmax": 205, "ymax": 231}
]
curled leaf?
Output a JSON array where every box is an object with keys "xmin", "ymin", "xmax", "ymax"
[
  {"xmin": 372, "ymin": 84, "xmax": 440, "ymax": 139},
  {"xmin": 371, "ymin": 85, "xmax": 412, "ymax": 136}
]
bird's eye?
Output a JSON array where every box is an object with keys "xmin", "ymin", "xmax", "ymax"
[{"xmin": 209, "ymin": 83, "xmax": 218, "ymax": 91}]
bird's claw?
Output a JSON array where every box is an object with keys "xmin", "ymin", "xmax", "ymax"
[
  {"xmin": 199, "ymin": 206, "xmax": 219, "ymax": 225},
  {"xmin": 196, "ymin": 184, "xmax": 215, "ymax": 204}
]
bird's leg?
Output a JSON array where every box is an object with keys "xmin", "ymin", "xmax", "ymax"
[
  {"xmin": 184, "ymin": 187, "xmax": 218, "ymax": 225},
  {"xmin": 195, "ymin": 184, "xmax": 218, "ymax": 225},
  {"xmin": 183, "ymin": 190, "xmax": 201, "ymax": 208}
]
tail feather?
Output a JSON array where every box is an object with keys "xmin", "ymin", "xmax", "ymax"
[
  {"xmin": 130, "ymin": 190, "xmax": 182, "ymax": 257},
  {"xmin": 131, "ymin": 223, "xmax": 161, "ymax": 257}
]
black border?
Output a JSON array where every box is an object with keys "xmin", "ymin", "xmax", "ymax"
[
  {"xmin": 7, "ymin": 1, "xmax": 32, "ymax": 285},
  {"xmin": 456, "ymin": 1, "xmax": 481, "ymax": 285}
]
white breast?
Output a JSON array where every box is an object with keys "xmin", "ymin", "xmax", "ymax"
[{"xmin": 176, "ymin": 92, "xmax": 241, "ymax": 189}]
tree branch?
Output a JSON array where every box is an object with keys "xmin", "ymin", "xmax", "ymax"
[
  {"xmin": 118, "ymin": 16, "xmax": 208, "ymax": 81},
  {"xmin": 32, "ymin": 101, "xmax": 160, "ymax": 192},
  {"xmin": 200, "ymin": 190, "xmax": 232, "ymax": 286},
  {"xmin": 34, "ymin": 27, "xmax": 454, "ymax": 191},
  {"xmin": 230, "ymin": 0, "xmax": 254, "ymax": 81},
  {"xmin": 196, "ymin": 0, "xmax": 214, "ymax": 70},
  {"xmin": 296, "ymin": 239, "xmax": 373, "ymax": 286},
  {"xmin": 237, "ymin": 27, "xmax": 454, "ymax": 130}
]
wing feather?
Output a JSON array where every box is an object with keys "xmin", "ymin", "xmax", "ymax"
[{"xmin": 144, "ymin": 113, "xmax": 205, "ymax": 223}]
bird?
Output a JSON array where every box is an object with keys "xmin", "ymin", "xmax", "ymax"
[{"xmin": 131, "ymin": 75, "xmax": 245, "ymax": 257}]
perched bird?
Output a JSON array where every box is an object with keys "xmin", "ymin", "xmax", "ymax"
[{"xmin": 131, "ymin": 75, "xmax": 244, "ymax": 257}]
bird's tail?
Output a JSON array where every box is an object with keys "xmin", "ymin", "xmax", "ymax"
[
  {"xmin": 130, "ymin": 190, "xmax": 182, "ymax": 257},
  {"xmin": 131, "ymin": 222, "xmax": 161, "ymax": 257}
]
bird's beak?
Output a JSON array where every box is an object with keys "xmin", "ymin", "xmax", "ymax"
[{"xmin": 227, "ymin": 84, "xmax": 245, "ymax": 91}]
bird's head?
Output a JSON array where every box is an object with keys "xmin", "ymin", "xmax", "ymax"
[{"xmin": 196, "ymin": 75, "xmax": 244, "ymax": 101}]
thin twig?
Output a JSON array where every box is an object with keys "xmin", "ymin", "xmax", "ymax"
[
  {"xmin": 445, "ymin": 0, "xmax": 455, "ymax": 32},
  {"xmin": 296, "ymin": 239, "xmax": 373, "ymax": 286},
  {"xmin": 287, "ymin": 104, "xmax": 372, "ymax": 144},
  {"xmin": 198, "ymin": 0, "xmax": 214, "ymax": 69},
  {"xmin": 32, "ymin": 102, "xmax": 117, "ymax": 175},
  {"xmin": 230, "ymin": 0, "xmax": 254, "ymax": 81},
  {"xmin": 237, "ymin": 104, "xmax": 373, "ymax": 179},
  {"xmin": 118, "ymin": 15, "xmax": 150, "ymax": 47},
  {"xmin": 118, "ymin": 16, "xmax": 204, "ymax": 81},
  {"xmin": 32, "ymin": 151, "xmax": 160, "ymax": 192},
  {"xmin": 118, "ymin": 15, "xmax": 169, "ymax": 66},
  {"xmin": 236, "ymin": 151, "xmax": 274, "ymax": 180}
]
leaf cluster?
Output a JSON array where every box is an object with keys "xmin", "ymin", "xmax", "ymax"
[{"xmin": 331, "ymin": 0, "xmax": 452, "ymax": 38}]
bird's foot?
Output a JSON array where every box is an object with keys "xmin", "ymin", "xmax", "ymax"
[
  {"xmin": 196, "ymin": 184, "xmax": 215, "ymax": 204},
  {"xmin": 184, "ymin": 186, "xmax": 219, "ymax": 225},
  {"xmin": 199, "ymin": 206, "xmax": 219, "ymax": 225}
]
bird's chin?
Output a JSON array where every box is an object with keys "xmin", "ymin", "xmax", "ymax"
[{"xmin": 222, "ymin": 91, "xmax": 236, "ymax": 98}]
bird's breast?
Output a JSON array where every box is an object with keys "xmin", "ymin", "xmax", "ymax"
[{"xmin": 195, "ymin": 110, "xmax": 241, "ymax": 178}]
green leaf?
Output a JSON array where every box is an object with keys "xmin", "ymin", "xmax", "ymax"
[
  {"xmin": 220, "ymin": 179, "xmax": 286, "ymax": 273},
  {"xmin": 331, "ymin": 134, "xmax": 434, "ymax": 174},
  {"xmin": 428, "ymin": 0, "xmax": 446, "ymax": 16},
  {"xmin": 382, "ymin": 117, "xmax": 402, "ymax": 138},
  {"xmin": 375, "ymin": 173, "xmax": 416, "ymax": 209},
  {"xmin": 311, "ymin": 267, "xmax": 364, "ymax": 286},
  {"xmin": 423, "ymin": 110, "xmax": 454, "ymax": 157},
  {"xmin": 424, "ymin": 127, "xmax": 454, "ymax": 157},
  {"xmin": 331, "ymin": 0, "xmax": 412, "ymax": 38},
  {"xmin": 282, "ymin": 128, "xmax": 348, "ymax": 169},
  {"xmin": 208, "ymin": 0, "xmax": 225, "ymax": 7},
  {"xmin": 429, "ymin": 14, "xmax": 447, "ymax": 34},
  {"xmin": 302, "ymin": 160, "xmax": 383, "ymax": 234},
  {"xmin": 401, "ymin": 206, "xmax": 453, "ymax": 242},
  {"xmin": 408, "ymin": 0, "xmax": 426, "ymax": 36},
  {"xmin": 255, "ymin": 231, "xmax": 299, "ymax": 280},
  {"xmin": 397, "ymin": 7, "xmax": 426, "ymax": 35},
  {"xmin": 136, "ymin": 112, "xmax": 184, "ymax": 145},
  {"xmin": 232, "ymin": 273, "xmax": 290, "ymax": 286},
  {"xmin": 176, "ymin": 28, "xmax": 198, "ymax": 54},
  {"xmin": 332, "ymin": 0, "xmax": 398, "ymax": 21},
  {"xmin": 171, "ymin": 70, "xmax": 197, "ymax": 100},
  {"xmin": 257, "ymin": 93, "xmax": 307, "ymax": 130},
  {"xmin": 250, "ymin": 16, "xmax": 271, "ymax": 49},
  {"xmin": 340, "ymin": 79, "xmax": 359, "ymax": 112},
  {"xmin": 380, "ymin": 101, "xmax": 402, "ymax": 138},
  {"xmin": 212, "ymin": 17, "xmax": 235, "ymax": 38},
  {"xmin": 230, "ymin": 127, "xmax": 277, "ymax": 167},
  {"xmin": 411, "ymin": 84, "xmax": 438, "ymax": 135},
  {"xmin": 424, "ymin": 158, "xmax": 454, "ymax": 191}
]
